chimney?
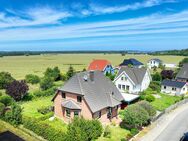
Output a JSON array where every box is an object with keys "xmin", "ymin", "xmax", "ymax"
[{"xmin": 89, "ymin": 71, "xmax": 94, "ymax": 81}]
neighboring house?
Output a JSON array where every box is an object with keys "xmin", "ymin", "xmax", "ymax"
[
  {"xmin": 147, "ymin": 58, "xmax": 162, "ymax": 69},
  {"xmin": 88, "ymin": 59, "xmax": 114, "ymax": 74},
  {"xmin": 113, "ymin": 67, "xmax": 151, "ymax": 94},
  {"xmin": 119, "ymin": 58, "xmax": 144, "ymax": 68},
  {"xmin": 161, "ymin": 79, "xmax": 187, "ymax": 95},
  {"xmin": 176, "ymin": 63, "xmax": 188, "ymax": 82},
  {"xmin": 163, "ymin": 63, "xmax": 177, "ymax": 68},
  {"xmin": 52, "ymin": 71, "xmax": 124, "ymax": 123}
]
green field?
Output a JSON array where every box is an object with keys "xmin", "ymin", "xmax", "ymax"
[{"xmin": 0, "ymin": 54, "xmax": 185, "ymax": 79}]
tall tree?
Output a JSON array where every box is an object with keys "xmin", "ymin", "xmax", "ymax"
[
  {"xmin": 66, "ymin": 66, "xmax": 75, "ymax": 80},
  {"xmin": 0, "ymin": 72, "xmax": 14, "ymax": 89}
]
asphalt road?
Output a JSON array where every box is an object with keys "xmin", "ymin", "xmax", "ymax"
[{"xmin": 154, "ymin": 108, "xmax": 188, "ymax": 141}]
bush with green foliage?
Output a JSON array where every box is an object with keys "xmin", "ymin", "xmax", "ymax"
[
  {"xmin": 66, "ymin": 117, "xmax": 103, "ymax": 141},
  {"xmin": 0, "ymin": 95, "xmax": 13, "ymax": 106},
  {"xmin": 152, "ymin": 72, "xmax": 162, "ymax": 82},
  {"xmin": 122, "ymin": 104, "xmax": 149, "ymax": 129},
  {"xmin": 6, "ymin": 80, "xmax": 29, "ymax": 101},
  {"xmin": 25, "ymin": 74, "xmax": 40, "ymax": 84},
  {"xmin": 23, "ymin": 117, "xmax": 66, "ymax": 141},
  {"xmin": 137, "ymin": 101, "xmax": 156, "ymax": 117},
  {"xmin": 145, "ymin": 95, "xmax": 155, "ymax": 102},
  {"xmin": 0, "ymin": 102, "xmax": 5, "ymax": 116},
  {"xmin": 33, "ymin": 87, "xmax": 56, "ymax": 97},
  {"xmin": 130, "ymin": 128, "xmax": 139, "ymax": 136},
  {"xmin": 149, "ymin": 81, "xmax": 161, "ymax": 92},
  {"xmin": 40, "ymin": 77, "xmax": 54, "ymax": 90},
  {"xmin": 44, "ymin": 67, "xmax": 61, "ymax": 81},
  {"xmin": 179, "ymin": 58, "xmax": 188, "ymax": 67},
  {"xmin": 103, "ymin": 125, "xmax": 111, "ymax": 138},
  {"xmin": 4, "ymin": 103, "xmax": 22, "ymax": 125},
  {"xmin": 66, "ymin": 66, "xmax": 75, "ymax": 80},
  {"xmin": 37, "ymin": 106, "xmax": 51, "ymax": 115},
  {"xmin": 0, "ymin": 72, "xmax": 14, "ymax": 89},
  {"xmin": 106, "ymin": 72, "xmax": 116, "ymax": 81}
]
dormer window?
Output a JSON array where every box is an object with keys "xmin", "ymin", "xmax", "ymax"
[
  {"xmin": 77, "ymin": 96, "xmax": 82, "ymax": 103},
  {"xmin": 61, "ymin": 92, "xmax": 66, "ymax": 98}
]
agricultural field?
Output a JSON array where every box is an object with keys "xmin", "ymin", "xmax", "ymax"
[{"xmin": 0, "ymin": 54, "xmax": 185, "ymax": 79}]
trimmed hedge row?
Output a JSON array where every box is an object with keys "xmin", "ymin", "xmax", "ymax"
[{"xmin": 23, "ymin": 117, "xmax": 66, "ymax": 141}]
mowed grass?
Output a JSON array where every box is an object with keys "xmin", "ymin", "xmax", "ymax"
[
  {"xmin": 151, "ymin": 94, "xmax": 181, "ymax": 111},
  {"xmin": 0, "ymin": 54, "xmax": 185, "ymax": 79},
  {"xmin": 97, "ymin": 125, "xmax": 130, "ymax": 141},
  {"xmin": 21, "ymin": 96, "xmax": 53, "ymax": 118}
]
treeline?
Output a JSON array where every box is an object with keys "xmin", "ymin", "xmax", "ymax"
[
  {"xmin": 0, "ymin": 50, "xmax": 150, "ymax": 57},
  {"xmin": 150, "ymin": 48, "xmax": 188, "ymax": 56}
]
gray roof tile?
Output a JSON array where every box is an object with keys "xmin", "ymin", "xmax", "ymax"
[
  {"xmin": 116, "ymin": 67, "xmax": 147, "ymax": 85},
  {"xmin": 176, "ymin": 63, "xmax": 188, "ymax": 79},
  {"xmin": 59, "ymin": 71, "xmax": 123, "ymax": 113},
  {"xmin": 161, "ymin": 79, "xmax": 186, "ymax": 88}
]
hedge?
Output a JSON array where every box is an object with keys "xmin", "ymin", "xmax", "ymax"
[{"xmin": 23, "ymin": 117, "xmax": 66, "ymax": 141}]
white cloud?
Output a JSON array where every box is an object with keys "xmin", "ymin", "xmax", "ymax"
[
  {"xmin": 0, "ymin": 7, "xmax": 72, "ymax": 28},
  {"xmin": 0, "ymin": 10, "xmax": 188, "ymax": 42},
  {"xmin": 88, "ymin": 0, "xmax": 177, "ymax": 15}
]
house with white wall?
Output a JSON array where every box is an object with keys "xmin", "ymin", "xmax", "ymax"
[
  {"xmin": 113, "ymin": 67, "xmax": 151, "ymax": 94},
  {"xmin": 147, "ymin": 58, "xmax": 162, "ymax": 69},
  {"xmin": 161, "ymin": 79, "xmax": 187, "ymax": 95}
]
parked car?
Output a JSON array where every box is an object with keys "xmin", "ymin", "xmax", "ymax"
[{"xmin": 180, "ymin": 132, "xmax": 188, "ymax": 141}]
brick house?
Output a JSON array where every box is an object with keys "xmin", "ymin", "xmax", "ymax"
[{"xmin": 52, "ymin": 71, "xmax": 124, "ymax": 123}]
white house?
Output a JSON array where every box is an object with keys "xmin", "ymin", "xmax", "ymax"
[
  {"xmin": 113, "ymin": 67, "xmax": 152, "ymax": 94},
  {"xmin": 161, "ymin": 79, "xmax": 187, "ymax": 95},
  {"xmin": 147, "ymin": 58, "xmax": 162, "ymax": 69}
]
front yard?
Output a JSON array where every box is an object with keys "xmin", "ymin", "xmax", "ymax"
[{"xmin": 151, "ymin": 93, "xmax": 182, "ymax": 111}]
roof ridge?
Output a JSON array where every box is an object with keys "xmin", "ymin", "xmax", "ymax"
[
  {"xmin": 132, "ymin": 68, "xmax": 139, "ymax": 84},
  {"xmin": 76, "ymin": 73, "xmax": 85, "ymax": 95}
]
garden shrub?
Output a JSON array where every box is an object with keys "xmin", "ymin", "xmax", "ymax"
[
  {"xmin": 123, "ymin": 104, "xmax": 149, "ymax": 129},
  {"xmin": 25, "ymin": 74, "xmax": 40, "ymax": 84},
  {"xmin": 37, "ymin": 106, "xmax": 51, "ymax": 115},
  {"xmin": 0, "ymin": 102, "xmax": 5, "ymax": 116},
  {"xmin": 33, "ymin": 87, "xmax": 56, "ymax": 97},
  {"xmin": 4, "ymin": 103, "xmax": 22, "ymax": 125},
  {"xmin": 137, "ymin": 101, "xmax": 156, "ymax": 118},
  {"xmin": 40, "ymin": 77, "xmax": 54, "ymax": 91},
  {"xmin": 152, "ymin": 72, "xmax": 162, "ymax": 82},
  {"xmin": 23, "ymin": 117, "xmax": 66, "ymax": 141},
  {"xmin": 145, "ymin": 95, "xmax": 155, "ymax": 102},
  {"xmin": 0, "ymin": 95, "xmax": 13, "ymax": 106},
  {"xmin": 6, "ymin": 80, "xmax": 29, "ymax": 101},
  {"xmin": 66, "ymin": 66, "xmax": 75, "ymax": 80},
  {"xmin": 44, "ymin": 67, "xmax": 61, "ymax": 81},
  {"xmin": 38, "ymin": 112, "xmax": 54, "ymax": 120},
  {"xmin": 0, "ymin": 72, "xmax": 14, "ymax": 89},
  {"xmin": 130, "ymin": 128, "xmax": 139, "ymax": 136},
  {"xmin": 66, "ymin": 117, "xmax": 103, "ymax": 141},
  {"xmin": 103, "ymin": 125, "xmax": 111, "ymax": 138}
]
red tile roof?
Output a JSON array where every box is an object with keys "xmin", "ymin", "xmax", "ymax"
[{"xmin": 88, "ymin": 59, "xmax": 111, "ymax": 71}]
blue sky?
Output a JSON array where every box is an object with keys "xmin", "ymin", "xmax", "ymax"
[{"xmin": 0, "ymin": 0, "xmax": 188, "ymax": 51}]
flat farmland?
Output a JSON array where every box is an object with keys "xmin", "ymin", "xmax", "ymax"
[{"xmin": 0, "ymin": 54, "xmax": 185, "ymax": 79}]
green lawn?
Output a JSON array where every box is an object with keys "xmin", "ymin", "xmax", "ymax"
[
  {"xmin": 151, "ymin": 94, "xmax": 181, "ymax": 111},
  {"xmin": 0, "ymin": 54, "xmax": 184, "ymax": 79},
  {"xmin": 97, "ymin": 125, "xmax": 130, "ymax": 141},
  {"xmin": 21, "ymin": 96, "xmax": 53, "ymax": 118}
]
